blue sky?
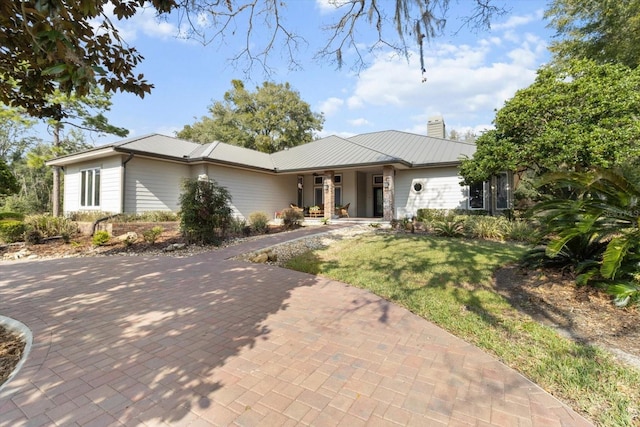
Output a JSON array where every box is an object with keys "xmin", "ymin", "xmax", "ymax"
[{"xmin": 41, "ymin": 0, "xmax": 555, "ymax": 145}]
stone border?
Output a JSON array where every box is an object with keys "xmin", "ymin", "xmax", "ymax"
[{"xmin": 0, "ymin": 315, "xmax": 32, "ymax": 394}]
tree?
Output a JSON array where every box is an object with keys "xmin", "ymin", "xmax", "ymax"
[
  {"xmin": 0, "ymin": 157, "xmax": 18, "ymax": 198},
  {"xmin": 178, "ymin": 80, "xmax": 324, "ymax": 153},
  {"xmin": 44, "ymin": 89, "xmax": 128, "ymax": 216},
  {"xmin": 0, "ymin": 1, "xmax": 504, "ymax": 120},
  {"xmin": 546, "ymin": 0, "xmax": 640, "ymax": 69},
  {"xmin": 0, "ymin": 107, "xmax": 38, "ymax": 164},
  {"xmin": 3, "ymin": 130, "xmax": 92, "ymax": 214},
  {"xmin": 459, "ymin": 59, "xmax": 640, "ymax": 184}
]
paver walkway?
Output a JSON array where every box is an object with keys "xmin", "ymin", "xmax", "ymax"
[{"xmin": 0, "ymin": 225, "xmax": 593, "ymax": 426}]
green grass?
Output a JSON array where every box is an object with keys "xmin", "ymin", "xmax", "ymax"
[{"xmin": 285, "ymin": 233, "xmax": 640, "ymax": 426}]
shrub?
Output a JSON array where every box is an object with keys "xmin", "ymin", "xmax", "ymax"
[
  {"xmin": 25, "ymin": 230, "xmax": 44, "ymax": 245},
  {"xmin": 464, "ymin": 216, "xmax": 507, "ymax": 241},
  {"xmin": 67, "ymin": 211, "xmax": 115, "ymax": 222},
  {"xmin": 142, "ymin": 226, "xmax": 164, "ymax": 244},
  {"xmin": 229, "ymin": 217, "xmax": 248, "ymax": 235},
  {"xmin": 432, "ymin": 219, "xmax": 464, "ymax": 237},
  {"xmin": 25, "ymin": 214, "xmax": 79, "ymax": 239},
  {"xmin": 179, "ymin": 178, "xmax": 232, "ymax": 245},
  {"xmin": 281, "ymin": 208, "xmax": 303, "ymax": 230},
  {"xmin": 0, "ymin": 220, "xmax": 26, "ymax": 243},
  {"xmin": 249, "ymin": 211, "xmax": 270, "ymax": 234},
  {"xmin": 0, "ymin": 212, "xmax": 24, "ymax": 221},
  {"xmin": 92, "ymin": 230, "xmax": 110, "ymax": 246},
  {"xmin": 505, "ymin": 219, "xmax": 537, "ymax": 243}
]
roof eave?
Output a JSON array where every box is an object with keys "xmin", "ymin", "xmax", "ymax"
[{"xmin": 46, "ymin": 146, "xmax": 118, "ymax": 166}]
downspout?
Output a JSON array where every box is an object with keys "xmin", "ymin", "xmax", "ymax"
[{"xmin": 121, "ymin": 153, "xmax": 134, "ymax": 214}]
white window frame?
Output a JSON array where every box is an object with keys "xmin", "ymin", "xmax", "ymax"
[{"xmin": 80, "ymin": 168, "xmax": 101, "ymax": 208}]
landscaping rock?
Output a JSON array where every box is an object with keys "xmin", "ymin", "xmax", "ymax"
[
  {"xmin": 252, "ymin": 253, "xmax": 269, "ymax": 263},
  {"xmin": 115, "ymin": 231, "xmax": 138, "ymax": 242}
]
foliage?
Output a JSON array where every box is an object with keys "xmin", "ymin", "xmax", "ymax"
[
  {"xmin": 504, "ymin": 220, "xmax": 537, "ymax": 243},
  {"xmin": 0, "ymin": 219, "xmax": 26, "ymax": 243},
  {"xmin": 464, "ymin": 216, "xmax": 508, "ymax": 241},
  {"xmin": 530, "ymin": 167, "xmax": 640, "ymax": 306},
  {"xmin": 24, "ymin": 230, "xmax": 44, "ymax": 245},
  {"xmin": 280, "ymin": 207, "xmax": 303, "ymax": 230},
  {"xmin": 66, "ymin": 211, "xmax": 116, "ymax": 222},
  {"xmin": 92, "ymin": 230, "xmax": 110, "ymax": 246},
  {"xmin": 432, "ymin": 218, "xmax": 464, "ymax": 237},
  {"xmin": 142, "ymin": 226, "xmax": 164, "ymax": 244},
  {"xmin": 546, "ymin": 0, "xmax": 640, "ymax": 69},
  {"xmin": 0, "ymin": 157, "xmax": 18, "ymax": 197},
  {"xmin": 0, "ymin": 212, "xmax": 24, "ymax": 221},
  {"xmin": 0, "ymin": 106, "xmax": 38, "ymax": 164},
  {"xmin": 459, "ymin": 60, "xmax": 640, "ymax": 183},
  {"xmin": 179, "ymin": 178, "xmax": 232, "ymax": 245},
  {"xmin": 0, "ymin": 1, "xmax": 503, "ymax": 120},
  {"xmin": 24, "ymin": 214, "xmax": 79, "ymax": 239},
  {"xmin": 285, "ymin": 234, "xmax": 639, "ymax": 425},
  {"xmin": 249, "ymin": 211, "xmax": 270, "ymax": 234},
  {"xmin": 2, "ymin": 131, "xmax": 93, "ymax": 214},
  {"xmin": 178, "ymin": 80, "xmax": 324, "ymax": 153},
  {"xmin": 117, "ymin": 211, "xmax": 178, "ymax": 222},
  {"xmin": 228, "ymin": 217, "xmax": 248, "ymax": 235}
]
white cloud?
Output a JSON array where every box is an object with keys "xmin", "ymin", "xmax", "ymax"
[
  {"xmin": 315, "ymin": 0, "xmax": 351, "ymax": 14},
  {"xmin": 319, "ymin": 97, "xmax": 344, "ymax": 116},
  {"xmin": 348, "ymin": 118, "xmax": 371, "ymax": 126},
  {"xmin": 492, "ymin": 10, "xmax": 543, "ymax": 31},
  {"xmin": 95, "ymin": 3, "xmax": 182, "ymax": 42},
  {"xmin": 341, "ymin": 31, "xmax": 546, "ymax": 134}
]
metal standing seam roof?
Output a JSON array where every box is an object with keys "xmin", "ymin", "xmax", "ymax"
[
  {"xmin": 347, "ymin": 130, "xmax": 476, "ymax": 165},
  {"xmin": 270, "ymin": 135, "xmax": 401, "ymax": 171},
  {"xmin": 49, "ymin": 131, "xmax": 476, "ymax": 171}
]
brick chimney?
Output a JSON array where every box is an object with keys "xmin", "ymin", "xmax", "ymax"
[{"xmin": 427, "ymin": 115, "xmax": 446, "ymax": 138}]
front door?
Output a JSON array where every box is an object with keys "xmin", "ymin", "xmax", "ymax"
[{"xmin": 373, "ymin": 187, "xmax": 383, "ymax": 217}]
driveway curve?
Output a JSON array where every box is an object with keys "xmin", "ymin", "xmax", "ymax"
[{"xmin": 0, "ymin": 226, "xmax": 592, "ymax": 426}]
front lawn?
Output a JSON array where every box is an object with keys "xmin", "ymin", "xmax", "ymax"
[{"xmin": 285, "ymin": 233, "xmax": 640, "ymax": 426}]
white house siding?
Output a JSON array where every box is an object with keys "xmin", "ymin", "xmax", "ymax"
[
  {"xmin": 124, "ymin": 157, "xmax": 190, "ymax": 213},
  {"xmin": 395, "ymin": 167, "xmax": 467, "ymax": 219},
  {"xmin": 192, "ymin": 164, "xmax": 296, "ymax": 220},
  {"xmin": 62, "ymin": 157, "xmax": 122, "ymax": 214}
]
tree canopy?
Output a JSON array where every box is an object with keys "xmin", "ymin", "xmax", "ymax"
[
  {"xmin": 459, "ymin": 60, "xmax": 640, "ymax": 184},
  {"xmin": 546, "ymin": 0, "xmax": 640, "ymax": 69},
  {"xmin": 0, "ymin": 0, "xmax": 504, "ymax": 120},
  {"xmin": 178, "ymin": 80, "xmax": 324, "ymax": 153}
]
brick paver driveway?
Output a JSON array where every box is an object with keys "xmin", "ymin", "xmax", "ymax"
[{"xmin": 0, "ymin": 226, "xmax": 592, "ymax": 426}]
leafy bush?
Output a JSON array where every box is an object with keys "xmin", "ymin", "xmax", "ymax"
[
  {"xmin": 505, "ymin": 219, "xmax": 537, "ymax": 243},
  {"xmin": 280, "ymin": 208, "xmax": 304, "ymax": 230},
  {"xmin": 432, "ymin": 219, "xmax": 464, "ymax": 237},
  {"xmin": 142, "ymin": 226, "xmax": 164, "ymax": 244},
  {"xmin": 179, "ymin": 178, "xmax": 232, "ymax": 245},
  {"xmin": 228, "ymin": 217, "xmax": 248, "ymax": 235},
  {"xmin": 0, "ymin": 220, "xmax": 25, "ymax": 243},
  {"xmin": 464, "ymin": 216, "xmax": 507, "ymax": 241},
  {"xmin": 25, "ymin": 230, "xmax": 44, "ymax": 245},
  {"xmin": 530, "ymin": 167, "xmax": 640, "ymax": 307},
  {"xmin": 25, "ymin": 214, "xmax": 79, "ymax": 239},
  {"xmin": 249, "ymin": 211, "xmax": 270, "ymax": 234},
  {"xmin": 0, "ymin": 212, "xmax": 24, "ymax": 221},
  {"xmin": 92, "ymin": 230, "xmax": 110, "ymax": 246}
]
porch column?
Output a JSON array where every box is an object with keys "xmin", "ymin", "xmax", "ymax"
[
  {"xmin": 323, "ymin": 171, "xmax": 334, "ymax": 220},
  {"xmin": 383, "ymin": 166, "xmax": 395, "ymax": 221}
]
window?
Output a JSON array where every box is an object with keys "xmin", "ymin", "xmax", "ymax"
[
  {"xmin": 334, "ymin": 174, "xmax": 342, "ymax": 184},
  {"xmin": 335, "ymin": 187, "xmax": 342, "ymax": 206},
  {"xmin": 314, "ymin": 187, "xmax": 323, "ymax": 206},
  {"xmin": 496, "ymin": 172, "xmax": 509, "ymax": 210},
  {"xmin": 469, "ymin": 182, "xmax": 485, "ymax": 210},
  {"xmin": 81, "ymin": 168, "xmax": 100, "ymax": 207},
  {"xmin": 314, "ymin": 175, "xmax": 323, "ymax": 185},
  {"xmin": 373, "ymin": 175, "xmax": 383, "ymax": 185}
]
